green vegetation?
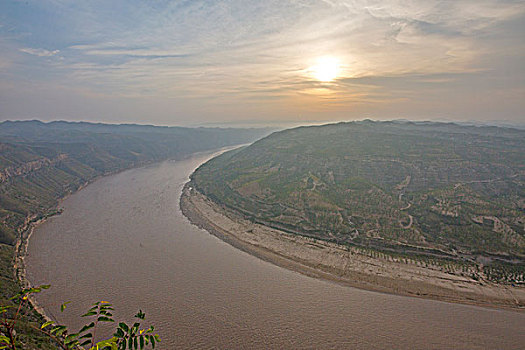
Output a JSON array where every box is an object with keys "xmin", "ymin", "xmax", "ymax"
[
  {"xmin": 0, "ymin": 120, "xmax": 270, "ymax": 349},
  {"xmin": 0, "ymin": 120, "xmax": 269, "ymax": 245},
  {"xmin": 191, "ymin": 120, "xmax": 525, "ymax": 284},
  {"xmin": 1, "ymin": 285, "xmax": 160, "ymax": 349}
]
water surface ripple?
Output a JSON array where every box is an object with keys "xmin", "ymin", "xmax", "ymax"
[{"xmin": 26, "ymin": 152, "xmax": 525, "ymax": 349}]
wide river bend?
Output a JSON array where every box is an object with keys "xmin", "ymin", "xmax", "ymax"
[{"xmin": 26, "ymin": 151, "xmax": 525, "ymax": 349}]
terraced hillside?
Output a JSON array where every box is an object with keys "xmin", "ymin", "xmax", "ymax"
[
  {"xmin": 0, "ymin": 120, "xmax": 269, "ymax": 245},
  {"xmin": 191, "ymin": 121, "xmax": 525, "ymax": 283},
  {"xmin": 0, "ymin": 120, "xmax": 270, "ymax": 349}
]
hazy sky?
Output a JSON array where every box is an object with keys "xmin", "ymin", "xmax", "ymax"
[{"xmin": 1, "ymin": 0, "xmax": 524, "ymax": 126}]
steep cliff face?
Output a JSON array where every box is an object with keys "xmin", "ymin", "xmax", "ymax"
[{"xmin": 0, "ymin": 151, "xmax": 68, "ymax": 184}]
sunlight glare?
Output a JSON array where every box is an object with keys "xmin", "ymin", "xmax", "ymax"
[{"xmin": 311, "ymin": 57, "xmax": 340, "ymax": 82}]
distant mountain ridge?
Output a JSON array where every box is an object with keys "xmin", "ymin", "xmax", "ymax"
[{"xmin": 0, "ymin": 120, "xmax": 271, "ymax": 245}]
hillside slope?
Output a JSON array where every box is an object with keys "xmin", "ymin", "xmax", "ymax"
[
  {"xmin": 0, "ymin": 120, "xmax": 269, "ymax": 245},
  {"xmin": 191, "ymin": 121, "xmax": 525, "ymax": 284},
  {"xmin": 0, "ymin": 120, "xmax": 270, "ymax": 349}
]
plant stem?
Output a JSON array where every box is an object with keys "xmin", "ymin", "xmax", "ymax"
[{"xmin": 91, "ymin": 304, "xmax": 101, "ymax": 349}]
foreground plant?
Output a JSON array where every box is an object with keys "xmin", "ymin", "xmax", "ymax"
[{"xmin": 0, "ymin": 285, "xmax": 160, "ymax": 350}]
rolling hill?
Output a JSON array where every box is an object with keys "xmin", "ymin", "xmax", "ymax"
[{"xmin": 191, "ymin": 120, "xmax": 525, "ymax": 283}]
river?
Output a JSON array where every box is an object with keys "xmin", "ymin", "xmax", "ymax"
[{"xmin": 26, "ymin": 150, "xmax": 525, "ymax": 349}]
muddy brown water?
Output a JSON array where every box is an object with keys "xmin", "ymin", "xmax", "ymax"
[{"xmin": 26, "ymin": 151, "xmax": 525, "ymax": 349}]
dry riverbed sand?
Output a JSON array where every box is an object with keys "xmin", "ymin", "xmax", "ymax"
[{"xmin": 180, "ymin": 183, "xmax": 525, "ymax": 310}]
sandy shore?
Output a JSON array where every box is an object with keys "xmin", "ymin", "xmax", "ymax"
[
  {"xmin": 13, "ymin": 211, "xmax": 66, "ymax": 324},
  {"xmin": 181, "ymin": 183, "xmax": 525, "ymax": 311}
]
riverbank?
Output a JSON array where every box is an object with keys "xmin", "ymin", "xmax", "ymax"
[
  {"xmin": 13, "ymin": 173, "xmax": 115, "ymax": 325},
  {"xmin": 181, "ymin": 183, "xmax": 525, "ymax": 310},
  {"xmin": 0, "ymin": 209, "xmax": 66, "ymax": 349},
  {"xmin": 16, "ymin": 146, "xmax": 244, "ymax": 325},
  {"xmin": 14, "ymin": 152, "xmax": 211, "ymax": 320},
  {"xmin": 13, "ymin": 210, "xmax": 66, "ymax": 324}
]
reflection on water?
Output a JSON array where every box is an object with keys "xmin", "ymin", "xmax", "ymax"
[{"xmin": 26, "ymin": 152, "xmax": 525, "ymax": 349}]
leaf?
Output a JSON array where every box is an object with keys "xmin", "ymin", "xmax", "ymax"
[
  {"xmin": 9, "ymin": 294, "xmax": 21, "ymax": 301},
  {"xmin": 64, "ymin": 333, "xmax": 79, "ymax": 345},
  {"xmin": 95, "ymin": 337, "xmax": 118, "ymax": 350},
  {"xmin": 100, "ymin": 310, "xmax": 113, "ymax": 317},
  {"xmin": 80, "ymin": 339, "xmax": 91, "ymax": 346},
  {"xmin": 55, "ymin": 326, "xmax": 68, "ymax": 337},
  {"xmin": 17, "ymin": 284, "xmax": 50, "ymax": 297},
  {"xmin": 79, "ymin": 322, "xmax": 95, "ymax": 333},
  {"xmin": 65, "ymin": 333, "xmax": 79, "ymax": 340},
  {"xmin": 119, "ymin": 323, "xmax": 129, "ymax": 332},
  {"xmin": 0, "ymin": 306, "xmax": 14, "ymax": 313},
  {"xmin": 150, "ymin": 336, "xmax": 155, "ymax": 349},
  {"xmin": 139, "ymin": 336, "xmax": 144, "ymax": 349},
  {"xmin": 65, "ymin": 339, "xmax": 79, "ymax": 347},
  {"xmin": 0, "ymin": 335, "xmax": 11, "ymax": 344},
  {"xmin": 82, "ymin": 311, "xmax": 97, "ymax": 317},
  {"xmin": 50, "ymin": 325, "xmax": 67, "ymax": 335},
  {"xmin": 60, "ymin": 301, "xmax": 71, "ymax": 312},
  {"xmin": 97, "ymin": 316, "xmax": 115, "ymax": 323},
  {"xmin": 115, "ymin": 328, "xmax": 124, "ymax": 338},
  {"xmin": 41, "ymin": 320, "xmax": 54, "ymax": 329}
]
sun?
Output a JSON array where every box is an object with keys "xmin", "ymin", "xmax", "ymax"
[{"xmin": 311, "ymin": 56, "xmax": 340, "ymax": 82}]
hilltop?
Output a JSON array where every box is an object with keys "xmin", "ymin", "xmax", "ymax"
[{"xmin": 190, "ymin": 120, "xmax": 525, "ymax": 287}]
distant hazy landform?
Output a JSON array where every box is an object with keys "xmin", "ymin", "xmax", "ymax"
[{"xmin": 0, "ymin": 120, "xmax": 270, "ymax": 245}]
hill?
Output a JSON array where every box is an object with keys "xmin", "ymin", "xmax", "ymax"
[
  {"xmin": 0, "ymin": 120, "xmax": 270, "ymax": 349},
  {"xmin": 0, "ymin": 120, "xmax": 270, "ymax": 245},
  {"xmin": 191, "ymin": 120, "xmax": 525, "ymax": 284}
]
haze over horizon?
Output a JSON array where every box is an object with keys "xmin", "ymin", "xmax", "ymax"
[{"xmin": 1, "ymin": 0, "xmax": 524, "ymax": 127}]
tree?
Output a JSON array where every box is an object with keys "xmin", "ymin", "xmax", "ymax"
[{"xmin": 0, "ymin": 285, "xmax": 160, "ymax": 350}]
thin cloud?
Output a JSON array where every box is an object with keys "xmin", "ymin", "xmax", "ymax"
[
  {"xmin": 19, "ymin": 47, "xmax": 60, "ymax": 57},
  {"xmin": 1, "ymin": 0, "xmax": 524, "ymax": 124}
]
